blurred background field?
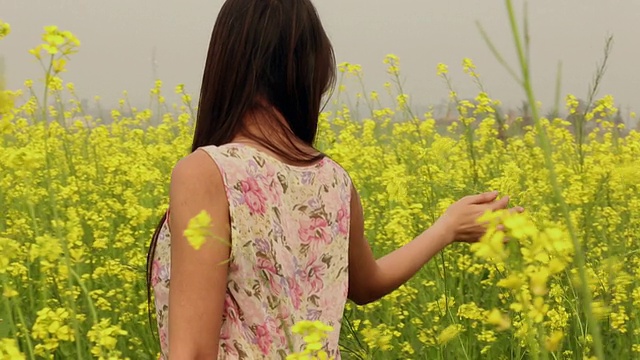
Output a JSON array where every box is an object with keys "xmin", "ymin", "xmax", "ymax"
[{"xmin": 2, "ymin": 2, "xmax": 640, "ymax": 359}]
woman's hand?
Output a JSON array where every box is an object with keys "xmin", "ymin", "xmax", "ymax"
[{"xmin": 435, "ymin": 191, "xmax": 523, "ymax": 244}]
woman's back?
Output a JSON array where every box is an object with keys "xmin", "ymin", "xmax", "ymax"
[
  {"xmin": 152, "ymin": 143, "xmax": 352, "ymax": 359},
  {"xmin": 146, "ymin": 1, "xmax": 519, "ymax": 358}
]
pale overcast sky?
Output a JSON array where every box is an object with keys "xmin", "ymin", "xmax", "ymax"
[{"xmin": 1, "ymin": 0, "xmax": 639, "ymax": 114}]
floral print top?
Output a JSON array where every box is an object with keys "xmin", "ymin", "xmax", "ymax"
[{"xmin": 151, "ymin": 143, "xmax": 352, "ymax": 359}]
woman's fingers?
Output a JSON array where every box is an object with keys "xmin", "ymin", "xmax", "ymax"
[
  {"xmin": 489, "ymin": 196, "xmax": 510, "ymax": 211},
  {"xmin": 464, "ymin": 191, "xmax": 499, "ymax": 205},
  {"xmin": 510, "ymin": 206, "xmax": 525, "ymax": 213}
]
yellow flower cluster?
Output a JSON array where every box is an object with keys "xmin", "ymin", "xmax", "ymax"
[
  {"xmin": 0, "ymin": 22, "xmax": 16, "ymax": 119},
  {"xmin": 31, "ymin": 307, "xmax": 76, "ymax": 357},
  {"xmin": 470, "ymin": 211, "xmax": 576, "ymax": 353},
  {"xmin": 287, "ymin": 320, "xmax": 335, "ymax": 360},
  {"xmin": 29, "ymin": 25, "xmax": 80, "ymax": 59},
  {"xmin": 0, "ymin": 339, "xmax": 24, "ymax": 360},
  {"xmin": 183, "ymin": 210, "xmax": 214, "ymax": 250},
  {"xmin": 87, "ymin": 319, "xmax": 129, "ymax": 360}
]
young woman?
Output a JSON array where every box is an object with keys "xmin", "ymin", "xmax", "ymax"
[{"xmin": 146, "ymin": 0, "xmax": 519, "ymax": 358}]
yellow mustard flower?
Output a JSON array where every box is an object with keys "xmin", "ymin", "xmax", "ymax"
[{"xmin": 183, "ymin": 209, "xmax": 214, "ymax": 250}]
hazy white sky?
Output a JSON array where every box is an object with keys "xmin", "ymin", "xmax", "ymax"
[{"xmin": 2, "ymin": 0, "xmax": 639, "ymax": 114}]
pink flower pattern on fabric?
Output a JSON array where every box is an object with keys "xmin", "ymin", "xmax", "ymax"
[
  {"xmin": 337, "ymin": 207, "xmax": 349, "ymax": 236},
  {"xmin": 298, "ymin": 217, "xmax": 331, "ymax": 246},
  {"xmin": 240, "ymin": 177, "xmax": 268, "ymax": 215},
  {"xmin": 301, "ymin": 255, "xmax": 326, "ymax": 294},
  {"xmin": 151, "ymin": 143, "xmax": 352, "ymax": 360}
]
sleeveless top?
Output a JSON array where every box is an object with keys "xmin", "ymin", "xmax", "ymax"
[{"xmin": 151, "ymin": 143, "xmax": 352, "ymax": 359}]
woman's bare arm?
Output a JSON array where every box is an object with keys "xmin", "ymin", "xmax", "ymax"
[
  {"xmin": 168, "ymin": 150, "xmax": 231, "ymax": 359},
  {"xmin": 347, "ymin": 185, "xmax": 510, "ymax": 305}
]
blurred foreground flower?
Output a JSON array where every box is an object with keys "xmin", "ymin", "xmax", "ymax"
[
  {"xmin": 183, "ymin": 210, "xmax": 213, "ymax": 250},
  {"xmin": 0, "ymin": 338, "xmax": 24, "ymax": 360},
  {"xmin": 287, "ymin": 320, "xmax": 335, "ymax": 360},
  {"xmin": 0, "ymin": 20, "xmax": 10, "ymax": 39},
  {"xmin": 438, "ymin": 324, "xmax": 463, "ymax": 345}
]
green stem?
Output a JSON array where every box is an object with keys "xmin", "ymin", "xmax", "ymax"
[
  {"xmin": 41, "ymin": 55, "xmax": 54, "ymax": 123},
  {"xmin": 70, "ymin": 268, "xmax": 98, "ymax": 324},
  {"xmin": 12, "ymin": 300, "xmax": 36, "ymax": 360},
  {"xmin": 440, "ymin": 73, "xmax": 479, "ymax": 187},
  {"xmin": 504, "ymin": 1, "xmax": 604, "ymax": 358},
  {"xmin": 356, "ymin": 73, "xmax": 375, "ymax": 118},
  {"xmin": 552, "ymin": 62, "xmax": 563, "ymax": 119},
  {"xmin": 181, "ymin": 89, "xmax": 196, "ymax": 121},
  {"xmin": 25, "ymin": 199, "xmax": 40, "ymax": 311}
]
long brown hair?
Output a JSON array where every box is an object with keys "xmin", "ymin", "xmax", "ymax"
[{"xmin": 146, "ymin": 0, "xmax": 336, "ymax": 328}]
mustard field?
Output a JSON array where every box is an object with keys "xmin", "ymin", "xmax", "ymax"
[{"xmin": 2, "ymin": 19, "xmax": 640, "ymax": 360}]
